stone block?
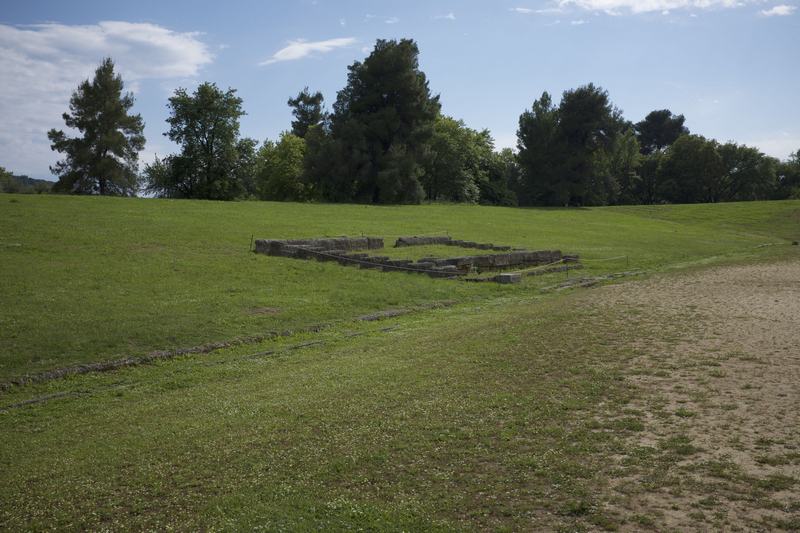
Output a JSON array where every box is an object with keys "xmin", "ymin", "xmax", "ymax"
[{"xmin": 496, "ymin": 273, "xmax": 522, "ymax": 284}]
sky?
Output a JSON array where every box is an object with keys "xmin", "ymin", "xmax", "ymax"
[{"xmin": 1, "ymin": 0, "xmax": 799, "ymax": 180}]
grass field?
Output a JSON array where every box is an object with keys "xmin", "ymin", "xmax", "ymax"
[
  {"xmin": 1, "ymin": 195, "xmax": 799, "ymax": 530},
  {"xmin": 2, "ymin": 194, "xmax": 797, "ymax": 380}
]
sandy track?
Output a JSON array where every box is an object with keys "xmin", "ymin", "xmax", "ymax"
[{"xmin": 596, "ymin": 260, "xmax": 800, "ymax": 531}]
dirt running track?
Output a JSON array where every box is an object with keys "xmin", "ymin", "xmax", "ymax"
[{"xmin": 596, "ymin": 259, "xmax": 800, "ymax": 531}]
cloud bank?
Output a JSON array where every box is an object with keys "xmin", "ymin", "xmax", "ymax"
[{"xmin": 0, "ymin": 21, "xmax": 212, "ymax": 178}]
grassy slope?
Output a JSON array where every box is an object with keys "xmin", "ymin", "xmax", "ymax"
[
  {"xmin": 0, "ymin": 197, "xmax": 798, "ymax": 530},
  {"xmin": 0, "ymin": 291, "xmax": 648, "ymax": 530},
  {"xmin": 1, "ymin": 194, "xmax": 798, "ymax": 380}
]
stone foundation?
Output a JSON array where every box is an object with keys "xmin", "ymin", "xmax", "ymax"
[
  {"xmin": 254, "ymin": 235, "xmax": 573, "ymax": 282},
  {"xmin": 394, "ymin": 235, "xmax": 511, "ymax": 251}
]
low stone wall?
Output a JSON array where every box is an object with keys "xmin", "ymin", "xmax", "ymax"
[
  {"xmin": 255, "ymin": 235, "xmax": 573, "ymax": 282},
  {"xmin": 427, "ymin": 250, "xmax": 562, "ymax": 270},
  {"xmin": 255, "ymin": 236, "xmax": 384, "ymax": 258},
  {"xmin": 394, "ymin": 235, "xmax": 511, "ymax": 251},
  {"xmin": 395, "ymin": 235, "xmax": 452, "ymax": 247}
]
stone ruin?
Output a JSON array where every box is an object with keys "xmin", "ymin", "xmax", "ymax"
[{"xmin": 254, "ymin": 235, "xmax": 577, "ymax": 283}]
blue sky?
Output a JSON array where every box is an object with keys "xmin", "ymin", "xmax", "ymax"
[{"xmin": 1, "ymin": 0, "xmax": 798, "ymax": 179}]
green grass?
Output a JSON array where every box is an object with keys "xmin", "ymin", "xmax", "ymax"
[
  {"xmin": 1, "ymin": 195, "xmax": 798, "ymax": 530},
  {"xmin": 0, "ymin": 288, "xmax": 638, "ymax": 531},
  {"xmin": 1, "ymin": 194, "xmax": 797, "ymax": 380}
]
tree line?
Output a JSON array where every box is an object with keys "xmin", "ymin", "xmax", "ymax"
[
  {"xmin": 0, "ymin": 167, "xmax": 52, "ymax": 194},
  {"xmin": 37, "ymin": 41, "xmax": 800, "ymax": 205}
]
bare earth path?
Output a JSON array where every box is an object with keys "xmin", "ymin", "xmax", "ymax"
[{"xmin": 594, "ymin": 260, "xmax": 800, "ymax": 530}]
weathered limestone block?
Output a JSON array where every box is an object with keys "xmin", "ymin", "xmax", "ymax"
[
  {"xmin": 496, "ymin": 273, "xmax": 522, "ymax": 284},
  {"xmin": 395, "ymin": 236, "xmax": 452, "ymax": 247},
  {"xmin": 255, "ymin": 236, "xmax": 384, "ymax": 256}
]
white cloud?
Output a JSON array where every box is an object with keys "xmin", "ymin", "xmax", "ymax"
[
  {"xmin": 0, "ymin": 21, "xmax": 212, "ymax": 178},
  {"xmin": 259, "ymin": 37, "xmax": 356, "ymax": 66},
  {"xmin": 760, "ymin": 4, "xmax": 797, "ymax": 15},
  {"xmin": 571, "ymin": 19, "xmax": 589, "ymax": 23},
  {"xmin": 365, "ymin": 14, "xmax": 400, "ymax": 24},
  {"xmin": 557, "ymin": 0, "xmax": 763, "ymax": 14},
  {"xmin": 511, "ymin": 6, "xmax": 565, "ymax": 14},
  {"xmin": 435, "ymin": 12, "xmax": 457, "ymax": 20}
]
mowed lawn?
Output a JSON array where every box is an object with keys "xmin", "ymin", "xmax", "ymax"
[
  {"xmin": 0, "ymin": 284, "xmax": 694, "ymax": 530},
  {"xmin": 1, "ymin": 194, "xmax": 798, "ymax": 380},
  {"xmin": 1, "ymin": 196, "xmax": 798, "ymax": 530}
]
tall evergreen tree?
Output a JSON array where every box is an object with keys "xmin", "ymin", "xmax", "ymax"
[
  {"xmin": 516, "ymin": 92, "xmax": 563, "ymax": 205},
  {"xmin": 287, "ymin": 88, "xmax": 325, "ymax": 138},
  {"xmin": 557, "ymin": 84, "xmax": 620, "ymax": 206},
  {"xmin": 309, "ymin": 39, "xmax": 440, "ymax": 204},
  {"xmin": 48, "ymin": 58, "xmax": 145, "ymax": 195},
  {"xmin": 517, "ymin": 85, "xmax": 619, "ymax": 206},
  {"xmin": 635, "ymin": 110, "xmax": 689, "ymax": 155}
]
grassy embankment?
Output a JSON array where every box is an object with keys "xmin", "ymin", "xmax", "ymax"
[
  {"xmin": 1, "ymin": 195, "xmax": 797, "ymax": 380},
  {"xmin": 0, "ymin": 195, "xmax": 798, "ymax": 529}
]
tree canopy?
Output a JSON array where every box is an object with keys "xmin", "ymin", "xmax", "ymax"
[
  {"xmin": 47, "ymin": 58, "xmax": 144, "ymax": 195},
  {"xmin": 305, "ymin": 39, "xmax": 441, "ymax": 204},
  {"xmin": 42, "ymin": 42, "xmax": 798, "ymax": 207},
  {"xmin": 144, "ymin": 83, "xmax": 247, "ymax": 200},
  {"xmin": 635, "ymin": 110, "xmax": 689, "ymax": 155},
  {"xmin": 287, "ymin": 88, "xmax": 325, "ymax": 138},
  {"xmin": 517, "ymin": 84, "xmax": 622, "ymax": 206}
]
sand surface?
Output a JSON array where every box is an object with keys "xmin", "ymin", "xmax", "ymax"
[{"xmin": 596, "ymin": 260, "xmax": 800, "ymax": 530}]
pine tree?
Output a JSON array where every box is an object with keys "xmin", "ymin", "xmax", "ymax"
[
  {"xmin": 48, "ymin": 58, "xmax": 145, "ymax": 195},
  {"xmin": 310, "ymin": 39, "xmax": 440, "ymax": 204},
  {"xmin": 287, "ymin": 88, "xmax": 325, "ymax": 138}
]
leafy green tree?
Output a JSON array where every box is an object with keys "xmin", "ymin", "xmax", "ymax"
[
  {"xmin": 256, "ymin": 132, "xmax": 307, "ymax": 201},
  {"xmin": 609, "ymin": 129, "xmax": 642, "ymax": 204},
  {"xmin": 658, "ymin": 134, "xmax": 725, "ymax": 203},
  {"xmin": 48, "ymin": 58, "xmax": 144, "ymax": 195},
  {"xmin": 422, "ymin": 115, "xmax": 495, "ymax": 203},
  {"xmin": 636, "ymin": 152, "xmax": 663, "ymax": 205},
  {"xmin": 288, "ymin": 88, "xmax": 326, "ymax": 138},
  {"xmin": 635, "ymin": 110, "xmax": 689, "ymax": 155},
  {"xmin": 776, "ymin": 150, "xmax": 800, "ymax": 199},
  {"xmin": 0, "ymin": 166, "xmax": 20, "ymax": 193},
  {"xmin": 718, "ymin": 143, "xmax": 777, "ymax": 201},
  {"xmin": 145, "ymin": 83, "xmax": 245, "ymax": 200},
  {"xmin": 235, "ymin": 137, "xmax": 260, "ymax": 198},
  {"xmin": 308, "ymin": 39, "xmax": 440, "ymax": 204},
  {"xmin": 480, "ymin": 148, "xmax": 519, "ymax": 206}
]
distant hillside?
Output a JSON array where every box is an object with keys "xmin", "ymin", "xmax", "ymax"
[{"xmin": 0, "ymin": 168, "xmax": 53, "ymax": 193}]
